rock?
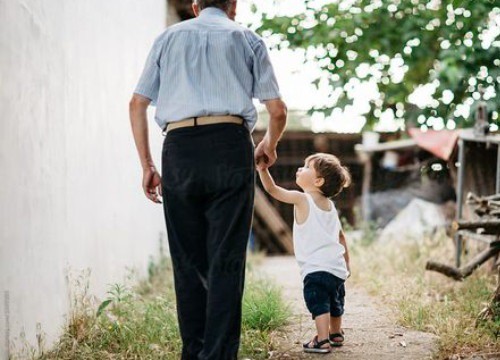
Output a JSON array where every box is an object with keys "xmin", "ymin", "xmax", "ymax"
[{"xmin": 378, "ymin": 198, "xmax": 447, "ymax": 243}]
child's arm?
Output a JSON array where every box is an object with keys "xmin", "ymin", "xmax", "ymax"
[
  {"xmin": 258, "ymin": 168, "xmax": 305, "ymax": 205},
  {"xmin": 339, "ymin": 230, "xmax": 351, "ymax": 277}
]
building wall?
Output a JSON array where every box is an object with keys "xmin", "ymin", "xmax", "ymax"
[{"xmin": 0, "ymin": 1, "xmax": 168, "ymax": 357}]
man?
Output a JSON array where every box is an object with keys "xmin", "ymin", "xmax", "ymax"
[{"xmin": 129, "ymin": 0, "xmax": 287, "ymax": 359}]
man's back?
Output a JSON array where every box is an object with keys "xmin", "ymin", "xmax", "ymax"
[{"xmin": 135, "ymin": 7, "xmax": 279, "ymax": 130}]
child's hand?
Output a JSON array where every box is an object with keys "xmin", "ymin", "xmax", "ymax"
[
  {"xmin": 255, "ymin": 160, "xmax": 265, "ymax": 172},
  {"xmin": 254, "ymin": 138, "xmax": 277, "ymax": 170}
]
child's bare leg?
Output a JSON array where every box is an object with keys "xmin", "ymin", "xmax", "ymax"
[
  {"xmin": 304, "ymin": 313, "xmax": 331, "ymax": 351},
  {"xmin": 329, "ymin": 315, "xmax": 344, "ymax": 346},
  {"xmin": 314, "ymin": 313, "xmax": 330, "ymax": 342},
  {"xmin": 329, "ymin": 315, "xmax": 342, "ymax": 334}
]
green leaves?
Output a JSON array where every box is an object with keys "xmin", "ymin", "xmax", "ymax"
[
  {"xmin": 96, "ymin": 299, "xmax": 112, "ymax": 317},
  {"xmin": 257, "ymin": 0, "xmax": 499, "ymax": 130}
]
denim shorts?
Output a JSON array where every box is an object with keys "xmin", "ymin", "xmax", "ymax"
[{"xmin": 303, "ymin": 271, "xmax": 345, "ymax": 319}]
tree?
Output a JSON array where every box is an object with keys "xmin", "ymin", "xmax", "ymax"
[{"xmin": 255, "ymin": 0, "xmax": 499, "ymax": 130}]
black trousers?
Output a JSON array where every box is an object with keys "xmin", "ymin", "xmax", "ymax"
[{"xmin": 161, "ymin": 123, "xmax": 255, "ymax": 360}]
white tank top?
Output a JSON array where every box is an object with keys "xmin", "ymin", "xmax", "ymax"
[{"xmin": 293, "ymin": 193, "xmax": 348, "ymax": 280}]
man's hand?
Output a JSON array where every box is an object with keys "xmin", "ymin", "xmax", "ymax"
[
  {"xmin": 255, "ymin": 137, "xmax": 277, "ymax": 170},
  {"xmin": 143, "ymin": 166, "xmax": 162, "ymax": 203}
]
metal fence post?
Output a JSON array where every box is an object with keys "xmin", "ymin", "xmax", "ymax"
[{"xmin": 455, "ymin": 138, "xmax": 465, "ymax": 267}]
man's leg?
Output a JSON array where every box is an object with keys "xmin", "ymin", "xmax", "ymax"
[
  {"xmin": 162, "ymin": 137, "xmax": 209, "ymax": 360},
  {"xmin": 199, "ymin": 125, "xmax": 255, "ymax": 360},
  {"xmin": 200, "ymin": 185, "xmax": 254, "ymax": 360}
]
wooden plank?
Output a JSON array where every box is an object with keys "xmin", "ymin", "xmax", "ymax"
[
  {"xmin": 459, "ymin": 128, "xmax": 500, "ymax": 144},
  {"xmin": 354, "ymin": 139, "xmax": 417, "ymax": 153},
  {"xmin": 252, "ymin": 215, "xmax": 282, "ymax": 253},
  {"xmin": 426, "ymin": 246, "xmax": 500, "ymax": 281},
  {"xmin": 452, "ymin": 219, "xmax": 500, "ymax": 234},
  {"xmin": 458, "ymin": 230, "xmax": 498, "ymax": 244},
  {"xmin": 254, "ymin": 187, "xmax": 294, "ymax": 254}
]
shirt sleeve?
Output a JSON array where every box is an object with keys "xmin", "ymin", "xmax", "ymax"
[
  {"xmin": 251, "ymin": 38, "xmax": 281, "ymax": 102},
  {"xmin": 134, "ymin": 37, "xmax": 162, "ymax": 106}
]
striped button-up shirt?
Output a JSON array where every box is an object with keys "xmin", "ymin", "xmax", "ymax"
[{"xmin": 134, "ymin": 7, "xmax": 281, "ymax": 131}]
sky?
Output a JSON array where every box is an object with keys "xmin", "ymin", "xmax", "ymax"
[{"xmin": 235, "ymin": 0, "xmax": 500, "ymax": 133}]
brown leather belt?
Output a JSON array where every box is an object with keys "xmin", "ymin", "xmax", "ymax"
[{"xmin": 164, "ymin": 115, "xmax": 244, "ymax": 135}]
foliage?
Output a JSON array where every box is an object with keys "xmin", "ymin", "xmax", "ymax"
[
  {"xmin": 256, "ymin": 0, "xmax": 500, "ymax": 130},
  {"xmin": 350, "ymin": 233, "xmax": 500, "ymax": 358},
  {"xmin": 242, "ymin": 275, "xmax": 290, "ymax": 332},
  {"xmin": 22, "ymin": 256, "xmax": 289, "ymax": 360}
]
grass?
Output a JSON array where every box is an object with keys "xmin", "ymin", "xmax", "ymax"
[
  {"xmin": 350, "ymin": 228, "xmax": 500, "ymax": 359},
  {"xmin": 17, "ymin": 253, "xmax": 289, "ymax": 360},
  {"xmin": 241, "ymin": 273, "xmax": 291, "ymax": 359}
]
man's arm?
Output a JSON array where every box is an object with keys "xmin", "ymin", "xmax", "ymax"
[
  {"xmin": 258, "ymin": 168, "xmax": 305, "ymax": 205},
  {"xmin": 255, "ymin": 99, "xmax": 287, "ymax": 170},
  {"xmin": 339, "ymin": 230, "xmax": 351, "ymax": 276},
  {"xmin": 129, "ymin": 93, "xmax": 162, "ymax": 204}
]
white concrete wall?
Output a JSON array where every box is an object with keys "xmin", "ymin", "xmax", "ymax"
[{"xmin": 0, "ymin": 1, "xmax": 168, "ymax": 358}]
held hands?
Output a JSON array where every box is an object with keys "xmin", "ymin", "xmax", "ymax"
[
  {"xmin": 255, "ymin": 137, "xmax": 277, "ymax": 171},
  {"xmin": 143, "ymin": 166, "xmax": 162, "ymax": 204}
]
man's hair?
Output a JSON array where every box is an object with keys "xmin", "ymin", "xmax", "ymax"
[
  {"xmin": 193, "ymin": 0, "xmax": 233, "ymax": 11},
  {"xmin": 305, "ymin": 153, "xmax": 352, "ymax": 198}
]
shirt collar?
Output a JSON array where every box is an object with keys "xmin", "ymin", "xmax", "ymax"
[{"xmin": 199, "ymin": 7, "xmax": 228, "ymax": 19}]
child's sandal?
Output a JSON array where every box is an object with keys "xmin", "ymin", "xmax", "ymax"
[
  {"xmin": 303, "ymin": 335, "xmax": 331, "ymax": 353},
  {"xmin": 329, "ymin": 330, "xmax": 345, "ymax": 347}
]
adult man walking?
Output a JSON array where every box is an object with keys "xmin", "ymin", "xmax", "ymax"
[{"xmin": 129, "ymin": 0, "xmax": 287, "ymax": 358}]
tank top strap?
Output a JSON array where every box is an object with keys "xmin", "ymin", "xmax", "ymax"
[
  {"xmin": 304, "ymin": 193, "xmax": 332, "ymax": 214},
  {"xmin": 304, "ymin": 193, "xmax": 317, "ymax": 210},
  {"xmin": 329, "ymin": 199, "xmax": 336, "ymax": 213}
]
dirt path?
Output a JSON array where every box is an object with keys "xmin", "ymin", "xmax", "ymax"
[{"xmin": 257, "ymin": 256, "xmax": 438, "ymax": 360}]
